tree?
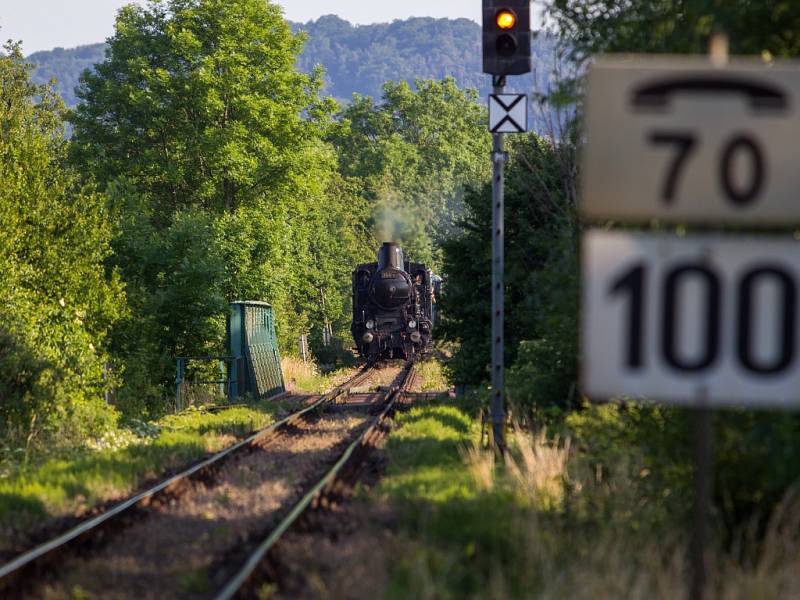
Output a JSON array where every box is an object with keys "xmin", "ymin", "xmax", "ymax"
[
  {"xmin": 69, "ymin": 0, "xmax": 361, "ymax": 412},
  {"xmin": 548, "ymin": 0, "xmax": 800, "ymax": 59},
  {"xmin": 0, "ymin": 43, "xmax": 124, "ymax": 446},
  {"xmin": 329, "ymin": 78, "xmax": 491, "ymax": 267},
  {"xmin": 70, "ymin": 0, "xmax": 336, "ymax": 215},
  {"xmin": 440, "ymin": 133, "xmax": 577, "ymax": 404}
]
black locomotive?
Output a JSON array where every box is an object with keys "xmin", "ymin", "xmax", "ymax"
[{"xmin": 351, "ymin": 242, "xmax": 439, "ymax": 361}]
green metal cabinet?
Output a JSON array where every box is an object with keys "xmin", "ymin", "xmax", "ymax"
[{"xmin": 229, "ymin": 301, "xmax": 285, "ymax": 400}]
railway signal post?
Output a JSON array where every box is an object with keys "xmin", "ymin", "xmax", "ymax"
[{"xmin": 483, "ymin": 0, "xmax": 531, "ymax": 452}]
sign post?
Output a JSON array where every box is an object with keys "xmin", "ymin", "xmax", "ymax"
[
  {"xmin": 692, "ymin": 37, "xmax": 723, "ymax": 600},
  {"xmin": 692, "ymin": 392, "xmax": 712, "ymax": 600},
  {"xmin": 581, "ymin": 42, "xmax": 800, "ymax": 600},
  {"xmin": 487, "ymin": 85, "xmax": 529, "ymax": 454},
  {"xmin": 490, "ymin": 75, "xmax": 510, "ymax": 452}
]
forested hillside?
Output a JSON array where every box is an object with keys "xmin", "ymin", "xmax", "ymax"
[
  {"xmin": 27, "ymin": 44, "xmax": 105, "ymax": 107},
  {"xmin": 294, "ymin": 16, "xmax": 556, "ymax": 102},
  {"xmin": 27, "ymin": 16, "xmax": 556, "ymax": 108}
]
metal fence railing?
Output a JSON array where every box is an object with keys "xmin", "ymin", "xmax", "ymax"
[{"xmin": 175, "ymin": 356, "xmax": 240, "ymax": 411}]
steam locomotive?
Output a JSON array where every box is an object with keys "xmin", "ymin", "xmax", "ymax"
[{"xmin": 351, "ymin": 243, "xmax": 440, "ymax": 361}]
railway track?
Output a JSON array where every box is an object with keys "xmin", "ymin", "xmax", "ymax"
[
  {"xmin": 0, "ymin": 361, "xmax": 417, "ymax": 599},
  {"xmin": 216, "ymin": 362, "xmax": 419, "ymax": 599}
]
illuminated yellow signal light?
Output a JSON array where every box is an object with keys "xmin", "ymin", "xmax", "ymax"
[{"xmin": 496, "ymin": 9, "xmax": 517, "ymax": 30}]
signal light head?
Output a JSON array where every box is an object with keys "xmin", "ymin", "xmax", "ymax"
[
  {"xmin": 483, "ymin": 0, "xmax": 532, "ymax": 76},
  {"xmin": 496, "ymin": 34, "xmax": 518, "ymax": 57},
  {"xmin": 496, "ymin": 9, "xmax": 517, "ymax": 30}
]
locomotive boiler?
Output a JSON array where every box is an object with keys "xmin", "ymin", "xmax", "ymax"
[{"xmin": 351, "ymin": 242, "xmax": 439, "ymax": 361}]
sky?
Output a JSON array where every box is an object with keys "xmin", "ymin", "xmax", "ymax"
[{"xmin": 1, "ymin": 1, "xmax": 481, "ymax": 54}]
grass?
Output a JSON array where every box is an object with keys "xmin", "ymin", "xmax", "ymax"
[
  {"xmin": 375, "ymin": 394, "xmax": 800, "ymax": 599},
  {"xmin": 281, "ymin": 356, "xmax": 359, "ymax": 394},
  {"xmin": 415, "ymin": 357, "xmax": 450, "ymax": 392},
  {"xmin": 0, "ymin": 401, "xmax": 289, "ymax": 544},
  {"xmin": 380, "ymin": 403, "xmax": 477, "ymax": 506}
]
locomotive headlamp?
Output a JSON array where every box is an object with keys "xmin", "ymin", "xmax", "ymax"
[
  {"xmin": 408, "ymin": 320, "xmax": 417, "ymax": 329},
  {"xmin": 366, "ymin": 320, "xmax": 375, "ymax": 330},
  {"xmin": 496, "ymin": 9, "xmax": 516, "ymax": 30},
  {"xmin": 410, "ymin": 332, "xmax": 422, "ymax": 343},
  {"xmin": 363, "ymin": 332, "xmax": 374, "ymax": 344}
]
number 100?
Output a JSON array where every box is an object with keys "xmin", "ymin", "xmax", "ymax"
[{"xmin": 611, "ymin": 263, "xmax": 796, "ymax": 375}]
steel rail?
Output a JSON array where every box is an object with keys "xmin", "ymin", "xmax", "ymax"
[
  {"xmin": 214, "ymin": 362, "xmax": 417, "ymax": 600},
  {"xmin": 0, "ymin": 363, "xmax": 377, "ymax": 588}
]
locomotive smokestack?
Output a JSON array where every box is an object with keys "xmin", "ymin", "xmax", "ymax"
[{"xmin": 377, "ymin": 242, "xmax": 404, "ymax": 271}]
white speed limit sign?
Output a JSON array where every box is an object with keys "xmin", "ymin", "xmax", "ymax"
[
  {"xmin": 582, "ymin": 58, "xmax": 800, "ymax": 225},
  {"xmin": 583, "ymin": 231, "xmax": 800, "ymax": 408}
]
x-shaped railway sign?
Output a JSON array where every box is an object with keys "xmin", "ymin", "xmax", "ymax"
[{"xmin": 489, "ymin": 93, "xmax": 528, "ymax": 134}]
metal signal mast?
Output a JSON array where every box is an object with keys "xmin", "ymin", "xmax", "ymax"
[{"xmin": 482, "ymin": 0, "xmax": 532, "ymax": 452}]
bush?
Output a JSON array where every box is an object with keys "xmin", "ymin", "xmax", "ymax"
[
  {"xmin": 441, "ymin": 133, "xmax": 577, "ymax": 402},
  {"xmin": 0, "ymin": 329, "xmax": 55, "ymax": 445},
  {"xmin": 507, "ymin": 223, "xmax": 579, "ymax": 415},
  {"xmin": 564, "ymin": 400, "xmax": 800, "ymax": 537},
  {"xmin": 0, "ymin": 44, "xmax": 123, "ymax": 447}
]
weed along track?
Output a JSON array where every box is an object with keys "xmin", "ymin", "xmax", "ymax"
[{"xmin": 0, "ymin": 362, "xmax": 412, "ymax": 600}]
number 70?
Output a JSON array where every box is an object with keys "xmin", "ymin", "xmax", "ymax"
[{"xmin": 649, "ymin": 131, "xmax": 766, "ymax": 206}]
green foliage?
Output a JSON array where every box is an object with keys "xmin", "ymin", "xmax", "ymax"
[
  {"xmin": 280, "ymin": 357, "xmax": 360, "ymax": 394},
  {"xmin": 416, "ymin": 357, "xmax": 451, "ymax": 392},
  {"xmin": 710, "ymin": 411, "xmax": 800, "ymax": 531},
  {"xmin": 0, "ymin": 43, "xmax": 124, "ymax": 446},
  {"xmin": 375, "ymin": 399, "xmax": 489, "ymax": 590},
  {"xmin": 381, "ymin": 397, "xmax": 800, "ymax": 599},
  {"xmin": 376, "ymin": 397, "xmax": 612, "ymax": 598},
  {"xmin": 330, "ymin": 78, "xmax": 491, "ymax": 267},
  {"xmin": 548, "ymin": 0, "xmax": 800, "ymax": 59},
  {"xmin": 565, "ymin": 402, "xmax": 694, "ymax": 528},
  {"xmin": 441, "ymin": 133, "xmax": 577, "ymax": 402},
  {"xmin": 506, "ymin": 219, "xmax": 579, "ymax": 414},
  {"xmin": 542, "ymin": 0, "xmax": 800, "ymax": 532},
  {"xmin": 296, "ymin": 16, "xmax": 490, "ymax": 104},
  {"xmin": 70, "ymin": 0, "xmax": 334, "ymax": 213},
  {"xmin": 565, "ymin": 401, "xmax": 800, "ymax": 541},
  {"xmin": 381, "ymin": 403, "xmax": 477, "ymax": 506}
]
